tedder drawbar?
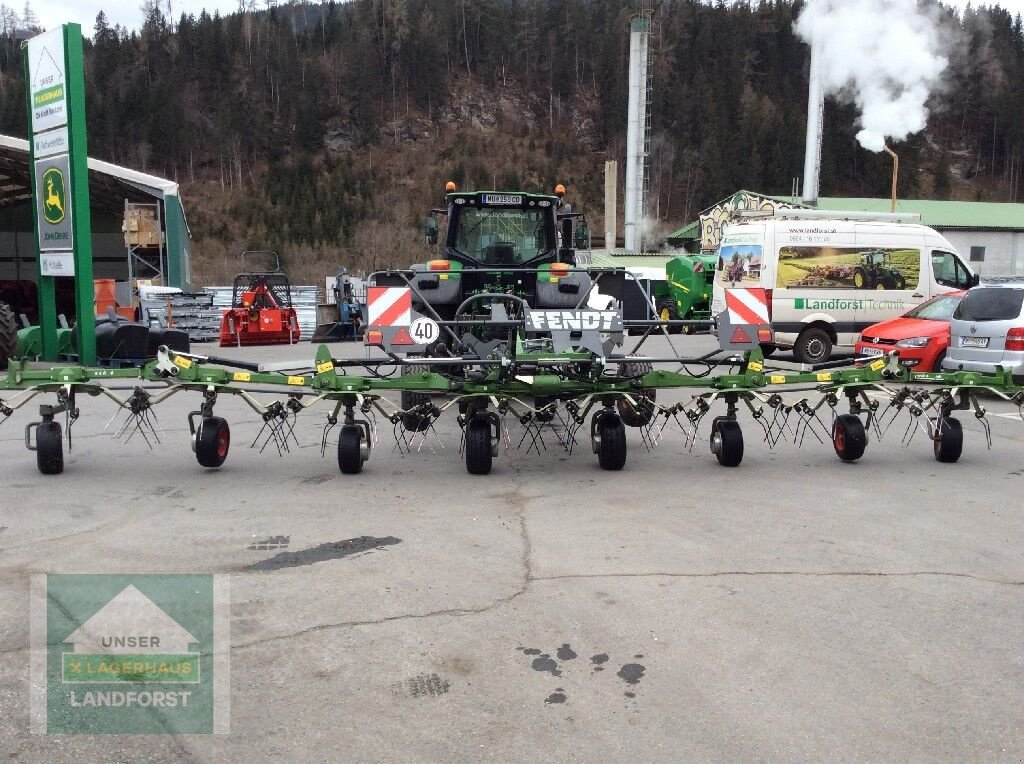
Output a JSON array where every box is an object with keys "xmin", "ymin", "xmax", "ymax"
[{"xmin": 2, "ymin": 274, "xmax": 1023, "ymax": 477}]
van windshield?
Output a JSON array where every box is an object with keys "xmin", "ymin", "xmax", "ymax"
[{"xmin": 953, "ymin": 288, "xmax": 1024, "ymax": 322}]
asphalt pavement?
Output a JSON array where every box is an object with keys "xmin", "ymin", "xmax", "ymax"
[{"xmin": 1, "ymin": 335, "xmax": 1022, "ymax": 762}]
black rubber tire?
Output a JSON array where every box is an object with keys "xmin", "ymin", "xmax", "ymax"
[
  {"xmin": 759, "ymin": 343, "xmax": 777, "ymax": 357},
  {"xmin": 597, "ymin": 413, "xmax": 627, "ymax": 471},
  {"xmin": 892, "ymin": 273, "xmax": 907, "ymax": 290},
  {"xmin": 832, "ymin": 413, "xmax": 867, "ymax": 462},
  {"xmin": 337, "ymin": 424, "xmax": 365, "ymax": 474},
  {"xmin": 465, "ymin": 416, "xmax": 493, "ymax": 475},
  {"xmin": 793, "ymin": 327, "xmax": 833, "ymax": 365},
  {"xmin": 931, "ymin": 351, "xmax": 947, "ymax": 374},
  {"xmin": 36, "ymin": 421, "xmax": 64, "ymax": 475},
  {"xmin": 656, "ymin": 298, "xmax": 681, "ymax": 334},
  {"xmin": 933, "ymin": 416, "xmax": 963, "ymax": 463},
  {"xmin": 712, "ymin": 418, "xmax": 744, "ymax": 467},
  {"xmin": 617, "ymin": 362, "xmax": 656, "ymax": 427},
  {"xmin": 0, "ymin": 301, "xmax": 16, "ymax": 371},
  {"xmin": 195, "ymin": 416, "xmax": 230, "ymax": 468},
  {"xmin": 401, "ymin": 361, "xmax": 432, "ymax": 432}
]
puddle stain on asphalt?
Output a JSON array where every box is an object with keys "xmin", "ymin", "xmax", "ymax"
[
  {"xmin": 617, "ymin": 663, "xmax": 646, "ymax": 685},
  {"xmin": 591, "ymin": 653, "xmax": 609, "ymax": 671},
  {"xmin": 556, "ymin": 643, "xmax": 577, "ymax": 661},
  {"xmin": 243, "ymin": 536, "xmax": 401, "ymax": 571},
  {"xmin": 545, "ymin": 689, "xmax": 567, "ymax": 704},
  {"xmin": 531, "ymin": 655, "xmax": 562, "ymax": 677}
]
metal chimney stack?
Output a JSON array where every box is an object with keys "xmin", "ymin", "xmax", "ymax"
[
  {"xmin": 624, "ymin": 13, "xmax": 651, "ymax": 252},
  {"xmin": 802, "ymin": 43, "xmax": 824, "ymax": 206}
]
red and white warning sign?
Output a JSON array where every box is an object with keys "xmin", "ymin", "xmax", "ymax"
[
  {"xmin": 367, "ymin": 287, "xmax": 411, "ymax": 327},
  {"xmin": 725, "ymin": 288, "xmax": 770, "ymax": 326}
]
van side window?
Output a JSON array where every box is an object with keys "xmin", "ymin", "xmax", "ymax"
[{"xmin": 931, "ymin": 250, "xmax": 972, "ymax": 289}]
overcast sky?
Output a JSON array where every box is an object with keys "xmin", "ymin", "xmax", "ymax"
[{"xmin": 29, "ymin": 0, "xmax": 1024, "ymax": 35}]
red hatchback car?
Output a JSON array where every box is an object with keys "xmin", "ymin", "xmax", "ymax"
[{"xmin": 855, "ymin": 291, "xmax": 966, "ymax": 371}]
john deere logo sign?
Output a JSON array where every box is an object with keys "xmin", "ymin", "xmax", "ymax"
[
  {"xmin": 41, "ymin": 167, "xmax": 65, "ymax": 224},
  {"xmin": 31, "ymin": 574, "xmax": 230, "ymax": 734}
]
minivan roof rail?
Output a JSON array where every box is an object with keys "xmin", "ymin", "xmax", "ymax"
[{"xmin": 732, "ymin": 208, "xmax": 922, "ymax": 224}]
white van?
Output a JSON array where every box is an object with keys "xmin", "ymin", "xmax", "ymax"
[{"xmin": 710, "ymin": 212, "xmax": 977, "ymax": 363}]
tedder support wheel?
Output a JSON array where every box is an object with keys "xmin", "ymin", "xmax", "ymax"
[
  {"xmin": 36, "ymin": 421, "xmax": 64, "ymax": 475},
  {"xmin": 338, "ymin": 424, "xmax": 367, "ymax": 474},
  {"xmin": 710, "ymin": 418, "xmax": 743, "ymax": 467},
  {"xmin": 196, "ymin": 416, "xmax": 230, "ymax": 469},
  {"xmin": 617, "ymin": 362, "xmax": 656, "ymax": 427},
  {"xmin": 596, "ymin": 412, "xmax": 627, "ymax": 470},
  {"xmin": 933, "ymin": 416, "xmax": 963, "ymax": 463},
  {"xmin": 465, "ymin": 416, "xmax": 493, "ymax": 475},
  {"xmin": 832, "ymin": 414, "xmax": 867, "ymax": 462},
  {"xmin": 401, "ymin": 361, "xmax": 432, "ymax": 432},
  {"xmin": 793, "ymin": 327, "xmax": 833, "ymax": 365}
]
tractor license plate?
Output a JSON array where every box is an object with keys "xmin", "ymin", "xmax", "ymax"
[
  {"xmin": 962, "ymin": 336, "xmax": 989, "ymax": 348},
  {"xmin": 861, "ymin": 347, "xmax": 883, "ymax": 357},
  {"xmin": 482, "ymin": 194, "xmax": 522, "ymax": 206}
]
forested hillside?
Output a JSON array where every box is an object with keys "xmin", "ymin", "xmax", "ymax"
[{"xmin": 1, "ymin": 0, "xmax": 1023, "ymax": 282}]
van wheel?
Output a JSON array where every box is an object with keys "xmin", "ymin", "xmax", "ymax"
[{"xmin": 793, "ymin": 327, "xmax": 832, "ymax": 365}]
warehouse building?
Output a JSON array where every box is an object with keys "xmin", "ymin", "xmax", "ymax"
[
  {"xmin": 0, "ymin": 134, "xmax": 192, "ymax": 319},
  {"xmin": 667, "ymin": 190, "xmax": 1024, "ymax": 276}
]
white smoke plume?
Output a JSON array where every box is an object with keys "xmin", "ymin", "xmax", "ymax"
[{"xmin": 795, "ymin": 0, "xmax": 948, "ymax": 152}]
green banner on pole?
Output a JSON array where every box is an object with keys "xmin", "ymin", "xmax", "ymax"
[{"xmin": 25, "ymin": 24, "xmax": 94, "ymax": 364}]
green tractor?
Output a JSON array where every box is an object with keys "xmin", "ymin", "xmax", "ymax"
[
  {"xmin": 853, "ymin": 250, "xmax": 907, "ymax": 290},
  {"xmin": 653, "ymin": 253, "xmax": 718, "ymax": 332}
]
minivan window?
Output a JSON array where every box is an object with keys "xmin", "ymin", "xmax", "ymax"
[
  {"xmin": 932, "ymin": 250, "xmax": 973, "ymax": 289},
  {"xmin": 952, "ymin": 288, "xmax": 1024, "ymax": 322}
]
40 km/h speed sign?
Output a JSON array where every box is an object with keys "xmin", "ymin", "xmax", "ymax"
[{"xmin": 410, "ymin": 316, "xmax": 439, "ymax": 345}]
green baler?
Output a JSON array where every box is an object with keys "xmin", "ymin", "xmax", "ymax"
[{"xmin": 656, "ymin": 253, "xmax": 718, "ymax": 332}]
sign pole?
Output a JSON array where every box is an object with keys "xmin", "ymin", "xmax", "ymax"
[{"xmin": 25, "ymin": 23, "xmax": 94, "ymax": 364}]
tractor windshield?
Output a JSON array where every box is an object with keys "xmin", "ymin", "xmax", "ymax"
[{"xmin": 450, "ymin": 206, "xmax": 554, "ymax": 265}]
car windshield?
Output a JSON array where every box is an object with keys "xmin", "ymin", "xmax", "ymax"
[
  {"xmin": 904, "ymin": 294, "xmax": 962, "ymax": 321},
  {"xmin": 452, "ymin": 207, "xmax": 552, "ymax": 264},
  {"xmin": 953, "ymin": 288, "xmax": 1024, "ymax": 322}
]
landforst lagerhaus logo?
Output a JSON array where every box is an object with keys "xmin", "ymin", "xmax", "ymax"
[
  {"xmin": 31, "ymin": 574, "xmax": 229, "ymax": 734},
  {"xmin": 41, "ymin": 166, "xmax": 65, "ymax": 225}
]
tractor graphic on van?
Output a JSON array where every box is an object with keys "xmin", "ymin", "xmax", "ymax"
[{"xmin": 785, "ymin": 249, "xmax": 911, "ymax": 290}]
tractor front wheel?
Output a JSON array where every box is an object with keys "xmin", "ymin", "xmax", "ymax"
[
  {"xmin": 465, "ymin": 416, "xmax": 493, "ymax": 475},
  {"xmin": 832, "ymin": 414, "xmax": 867, "ymax": 462},
  {"xmin": 196, "ymin": 416, "xmax": 230, "ymax": 468},
  {"xmin": 933, "ymin": 416, "xmax": 963, "ymax": 463},
  {"xmin": 0, "ymin": 300, "xmax": 16, "ymax": 371},
  {"xmin": 36, "ymin": 421, "xmax": 64, "ymax": 475}
]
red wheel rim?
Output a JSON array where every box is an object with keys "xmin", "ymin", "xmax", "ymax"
[
  {"xmin": 216, "ymin": 427, "xmax": 230, "ymax": 459},
  {"xmin": 833, "ymin": 422, "xmax": 845, "ymax": 452}
]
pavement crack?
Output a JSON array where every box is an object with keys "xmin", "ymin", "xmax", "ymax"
[
  {"xmin": 531, "ymin": 570, "xmax": 1024, "ymax": 586},
  {"xmin": 234, "ymin": 490, "xmax": 535, "ymax": 651}
]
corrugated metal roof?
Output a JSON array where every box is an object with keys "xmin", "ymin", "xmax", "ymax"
[
  {"xmin": 776, "ymin": 196, "xmax": 1024, "ymax": 230},
  {"xmin": 587, "ymin": 250, "xmax": 676, "ymax": 269},
  {"xmin": 666, "ymin": 191, "xmax": 1024, "ymax": 242}
]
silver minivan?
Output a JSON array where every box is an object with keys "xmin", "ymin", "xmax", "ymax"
[{"xmin": 943, "ymin": 282, "xmax": 1024, "ymax": 383}]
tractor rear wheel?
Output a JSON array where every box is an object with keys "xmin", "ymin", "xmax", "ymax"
[
  {"xmin": 401, "ymin": 360, "xmax": 432, "ymax": 432},
  {"xmin": 337, "ymin": 424, "xmax": 366, "ymax": 474},
  {"xmin": 711, "ymin": 418, "xmax": 743, "ymax": 467},
  {"xmin": 465, "ymin": 416, "xmax": 493, "ymax": 475},
  {"xmin": 832, "ymin": 414, "xmax": 867, "ymax": 462},
  {"xmin": 196, "ymin": 416, "xmax": 230, "ymax": 468},
  {"xmin": 0, "ymin": 301, "xmax": 16, "ymax": 371},
  {"xmin": 596, "ymin": 412, "xmax": 627, "ymax": 470},
  {"xmin": 36, "ymin": 421, "xmax": 64, "ymax": 475},
  {"xmin": 617, "ymin": 362, "xmax": 656, "ymax": 427},
  {"xmin": 933, "ymin": 416, "xmax": 963, "ymax": 463},
  {"xmin": 656, "ymin": 299, "xmax": 681, "ymax": 334}
]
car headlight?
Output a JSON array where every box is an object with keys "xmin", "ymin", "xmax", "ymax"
[{"xmin": 895, "ymin": 336, "xmax": 931, "ymax": 348}]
